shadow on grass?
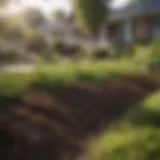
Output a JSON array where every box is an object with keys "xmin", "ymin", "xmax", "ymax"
[
  {"xmin": 0, "ymin": 96, "xmax": 22, "ymax": 114},
  {"xmin": 127, "ymin": 106, "xmax": 160, "ymax": 128}
]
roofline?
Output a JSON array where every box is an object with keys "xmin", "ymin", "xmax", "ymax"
[
  {"xmin": 108, "ymin": 11, "xmax": 160, "ymax": 22},
  {"xmin": 107, "ymin": 0, "xmax": 160, "ymax": 22}
]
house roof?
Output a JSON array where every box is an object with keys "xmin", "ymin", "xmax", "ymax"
[{"xmin": 109, "ymin": 0, "xmax": 160, "ymax": 21}]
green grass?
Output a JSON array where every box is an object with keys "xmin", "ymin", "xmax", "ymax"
[
  {"xmin": 0, "ymin": 72, "xmax": 35, "ymax": 97},
  {"xmin": 0, "ymin": 59, "xmax": 140, "ymax": 113},
  {"xmin": 0, "ymin": 60, "xmax": 140, "ymax": 96},
  {"xmin": 87, "ymin": 92, "xmax": 160, "ymax": 160}
]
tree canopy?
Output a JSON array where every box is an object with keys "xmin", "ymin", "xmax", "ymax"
[
  {"xmin": 22, "ymin": 7, "xmax": 46, "ymax": 28},
  {"xmin": 72, "ymin": 0, "xmax": 109, "ymax": 37},
  {"xmin": 52, "ymin": 9, "xmax": 66, "ymax": 20}
]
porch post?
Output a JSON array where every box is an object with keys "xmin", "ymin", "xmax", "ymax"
[
  {"xmin": 124, "ymin": 19, "xmax": 133, "ymax": 43},
  {"xmin": 98, "ymin": 22, "xmax": 110, "ymax": 47}
]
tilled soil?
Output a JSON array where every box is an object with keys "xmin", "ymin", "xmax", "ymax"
[{"xmin": 0, "ymin": 73, "xmax": 159, "ymax": 160}]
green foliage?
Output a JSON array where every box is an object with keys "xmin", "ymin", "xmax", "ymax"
[
  {"xmin": 0, "ymin": 72, "xmax": 35, "ymax": 97},
  {"xmin": 52, "ymin": 9, "xmax": 66, "ymax": 20},
  {"xmin": 127, "ymin": 92, "xmax": 160, "ymax": 127},
  {"xmin": 92, "ymin": 47, "xmax": 109, "ymax": 59},
  {"xmin": 89, "ymin": 127, "xmax": 160, "ymax": 160},
  {"xmin": 26, "ymin": 32, "xmax": 48, "ymax": 53},
  {"xmin": 134, "ymin": 40, "xmax": 160, "ymax": 72},
  {"xmin": 0, "ymin": 50, "xmax": 19, "ymax": 63},
  {"xmin": 0, "ymin": 72, "xmax": 35, "ymax": 112},
  {"xmin": 73, "ymin": 0, "xmax": 108, "ymax": 36},
  {"xmin": 52, "ymin": 40, "xmax": 84, "ymax": 58},
  {"xmin": 52, "ymin": 39, "xmax": 67, "ymax": 54},
  {"xmin": 0, "ymin": 49, "xmax": 32, "ymax": 64},
  {"xmin": 148, "ymin": 40, "xmax": 160, "ymax": 72},
  {"xmin": 66, "ymin": 44, "xmax": 84, "ymax": 58},
  {"xmin": 88, "ymin": 92, "xmax": 160, "ymax": 160}
]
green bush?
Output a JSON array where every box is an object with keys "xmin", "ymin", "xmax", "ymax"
[
  {"xmin": 127, "ymin": 92, "xmax": 160, "ymax": 127},
  {"xmin": 0, "ymin": 72, "xmax": 35, "ymax": 97},
  {"xmin": 52, "ymin": 39, "xmax": 67, "ymax": 54},
  {"xmin": 0, "ymin": 49, "xmax": 30, "ymax": 64},
  {"xmin": 67, "ymin": 44, "xmax": 84, "ymax": 57},
  {"xmin": 89, "ymin": 127, "xmax": 160, "ymax": 160},
  {"xmin": 134, "ymin": 40, "xmax": 160, "ymax": 72},
  {"xmin": 88, "ymin": 92, "xmax": 160, "ymax": 160},
  {"xmin": 0, "ymin": 49, "xmax": 37, "ymax": 64},
  {"xmin": 26, "ymin": 33, "xmax": 48, "ymax": 54},
  {"xmin": 148, "ymin": 40, "xmax": 160, "ymax": 72},
  {"xmin": 92, "ymin": 47, "xmax": 109, "ymax": 59},
  {"xmin": 0, "ymin": 50, "xmax": 19, "ymax": 63},
  {"xmin": 52, "ymin": 40, "xmax": 84, "ymax": 58}
]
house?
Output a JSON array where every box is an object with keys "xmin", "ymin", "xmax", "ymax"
[
  {"xmin": 37, "ymin": 15, "xmax": 100, "ymax": 50},
  {"xmin": 105, "ymin": 0, "xmax": 160, "ymax": 45},
  {"xmin": 37, "ymin": 16, "xmax": 80, "ymax": 42}
]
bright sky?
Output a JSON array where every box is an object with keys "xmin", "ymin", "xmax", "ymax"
[{"xmin": 8, "ymin": 0, "xmax": 129, "ymax": 14}]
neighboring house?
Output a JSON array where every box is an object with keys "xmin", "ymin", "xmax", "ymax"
[
  {"xmin": 37, "ymin": 16, "xmax": 79, "ymax": 42},
  {"xmin": 105, "ymin": 0, "xmax": 160, "ymax": 45},
  {"xmin": 37, "ymin": 17, "xmax": 99, "ymax": 50}
]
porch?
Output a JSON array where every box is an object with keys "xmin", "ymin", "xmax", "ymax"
[{"xmin": 104, "ymin": 0, "xmax": 160, "ymax": 46}]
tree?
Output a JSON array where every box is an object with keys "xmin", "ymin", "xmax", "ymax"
[
  {"xmin": 22, "ymin": 7, "xmax": 46, "ymax": 28},
  {"xmin": 72, "ymin": 0, "xmax": 109, "ymax": 37},
  {"xmin": 52, "ymin": 9, "xmax": 66, "ymax": 20},
  {"xmin": 0, "ymin": 14, "xmax": 29, "ymax": 40}
]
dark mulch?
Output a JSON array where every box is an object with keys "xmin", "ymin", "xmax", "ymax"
[{"xmin": 0, "ymin": 73, "xmax": 159, "ymax": 160}]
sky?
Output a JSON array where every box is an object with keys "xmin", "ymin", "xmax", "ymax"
[{"xmin": 7, "ymin": 0, "xmax": 129, "ymax": 14}]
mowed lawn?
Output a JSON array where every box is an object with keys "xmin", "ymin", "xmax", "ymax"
[{"xmin": 0, "ymin": 59, "xmax": 139, "ymax": 97}]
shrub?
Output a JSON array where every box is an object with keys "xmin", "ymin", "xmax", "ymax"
[
  {"xmin": 88, "ymin": 127, "xmax": 160, "ymax": 160},
  {"xmin": 134, "ymin": 40, "xmax": 160, "ymax": 73},
  {"xmin": 148, "ymin": 40, "xmax": 160, "ymax": 72},
  {"xmin": 26, "ymin": 33, "xmax": 48, "ymax": 54},
  {"xmin": 92, "ymin": 47, "xmax": 109, "ymax": 60},
  {"xmin": 127, "ymin": 92, "xmax": 160, "ymax": 127},
  {"xmin": 0, "ymin": 49, "xmax": 25, "ymax": 64},
  {"xmin": 65, "ymin": 44, "xmax": 84, "ymax": 58},
  {"xmin": 0, "ymin": 49, "xmax": 37, "ymax": 64},
  {"xmin": 52, "ymin": 39, "xmax": 67, "ymax": 54},
  {"xmin": 52, "ymin": 40, "xmax": 84, "ymax": 59}
]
